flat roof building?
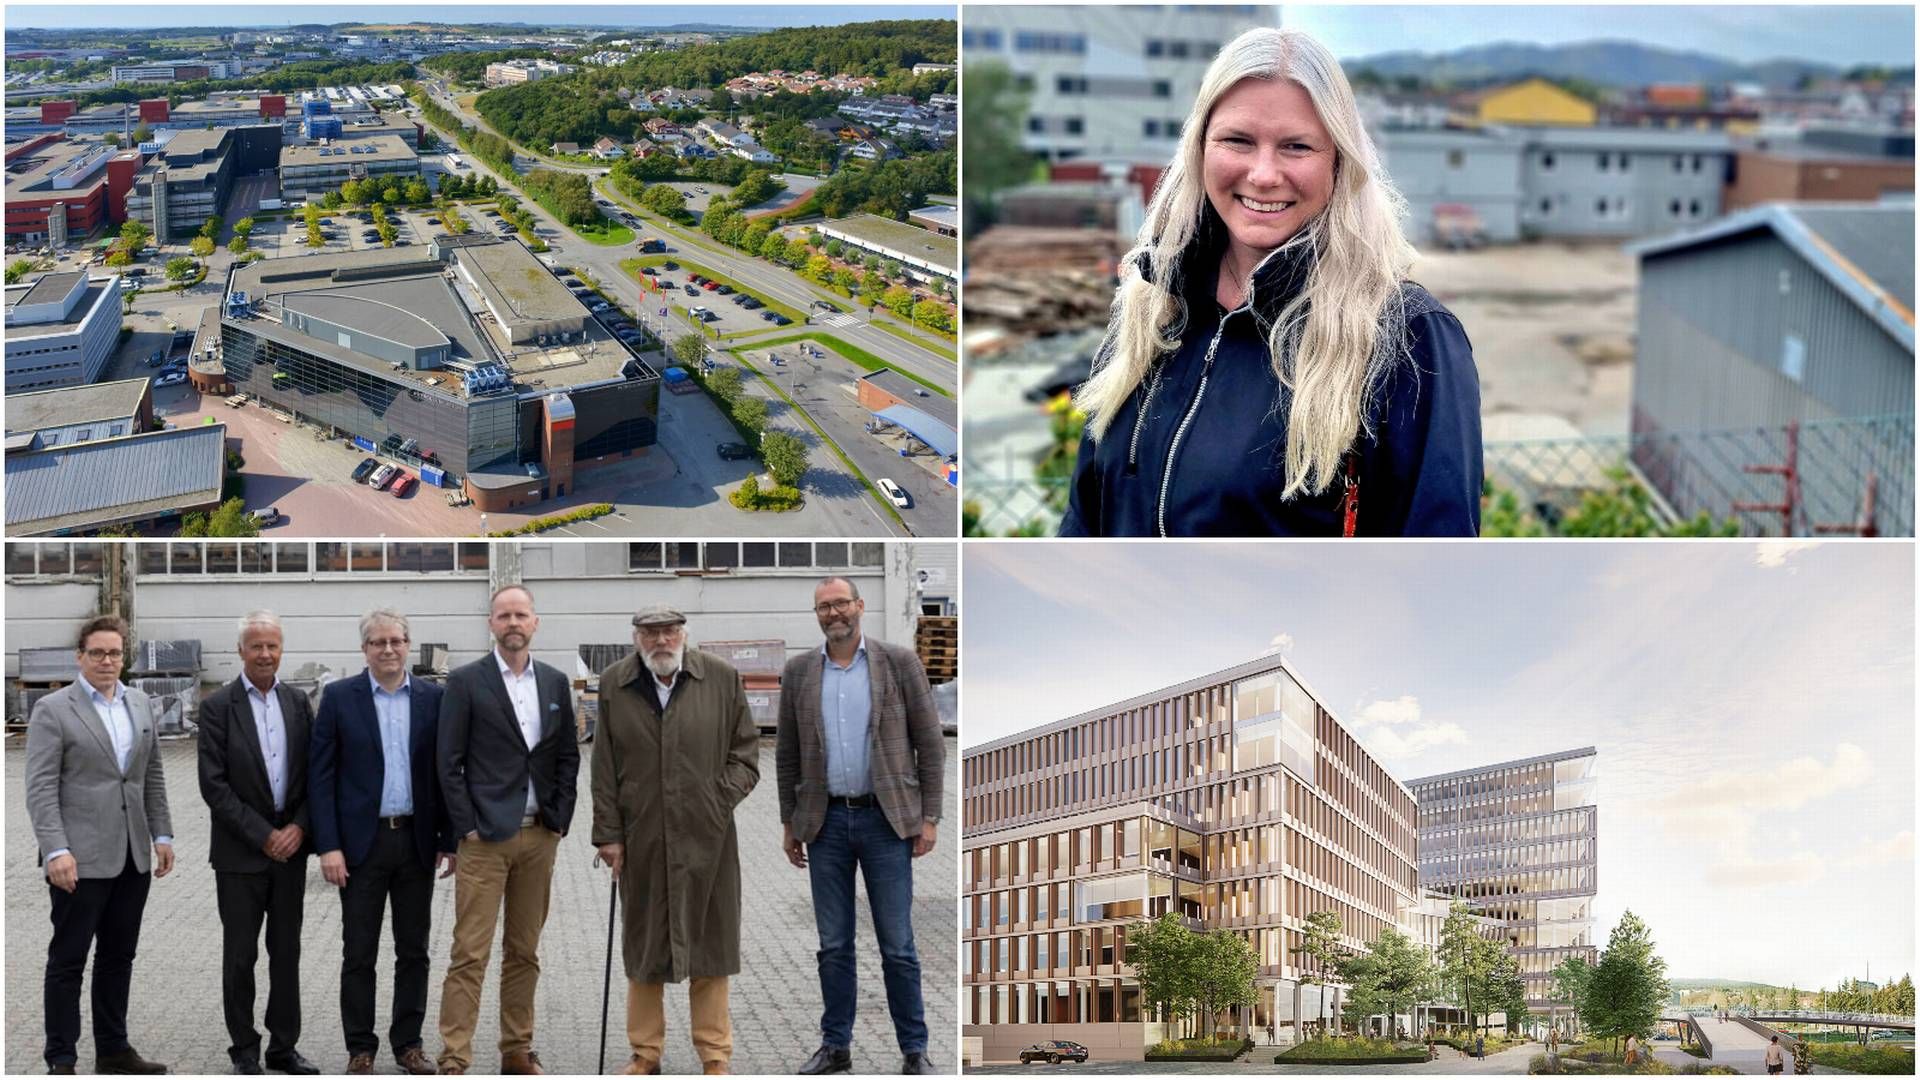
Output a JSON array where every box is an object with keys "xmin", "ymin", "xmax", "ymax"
[
  {"xmin": 213, "ymin": 239, "xmax": 659, "ymax": 511},
  {"xmin": 3, "ymin": 137, "xmax": 146, "ymax": 246},
  {"xmin": 111, "ymin": 59, "xmax": 234, "ymax": 83},
  {"xmin": 814, "ymin": 213, "xmax": 958, "ymax": 285},
  {"xmin": 124, "ymin": 124, "xmax": 281, "ymax": 242},
  {"xmin": 4, "ymin": 272, "xmax": 124, "ymax": 393},
  {"xmin": 4, "ymin": 422, "xmax": 228, "ymax": 535},
  {"xmin": 278, "ymin": 134, "xmax": 420, "ymax": 201},
  {"xmin": 962, "ymin": 654, "xmax": 1421, "ymax": 1061},
  {"xmin": 4, "ymin": 376, "xmax": 155, "ymax": 445},
  {"xmin": 1408, "ymin": 748, "xmax": 1599, "ymax": 1018}
]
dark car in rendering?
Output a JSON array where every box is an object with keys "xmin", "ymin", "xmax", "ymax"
[{"xmin": 1019, "ymin": 1042, "xmax": 1088, "ymax": 1065}]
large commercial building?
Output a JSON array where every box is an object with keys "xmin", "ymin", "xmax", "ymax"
[
  {"xmin": 1408, "ymin": 748, "xmax": 1599, "ymax": 1014},
  {"xmin": 4, "ymin": 272, "xmax": 125, "ymax": 393},
  {"xmin": 484, "ymin": 59, "xmax": 576, "ymax": 86},
  {"xmin": 3, "ymin": 136, "xmax": 146, "ymax": 247},
  {"xmin": 960, "ymin": 5, "xmax": 1273, "ymax": 162},
  {"xmin": 278, "ymin": 135, "xmax": 421, "ymax": 201},
  {"xmin": 814, "ymin": 213, "xmax": 959, "ymax": 286},
  {"xmin": 212, "ymin": 238, "xmax": 660, "ymax": 511},
  {"xmin": 961, "ymin": 654, "xmax": 1422, "ymax": 1061},
  {"xmin": 124, "ymin": 125, "xmax": 282, "ymax": 242},
  {"xmin": 111, "ymin": 59, "xmax": 235, "ymax": 83}
]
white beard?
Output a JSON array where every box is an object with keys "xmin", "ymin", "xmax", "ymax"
[{"xmin": 644, "ymin": 642, "xmax": 684, "ymax": 679}]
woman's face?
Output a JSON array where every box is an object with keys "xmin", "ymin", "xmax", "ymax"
[{"xmin": 1202, "ymin": 76, "xmax": 1337, "ymax": 266}]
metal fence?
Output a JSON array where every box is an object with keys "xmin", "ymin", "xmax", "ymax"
[{"xmin": 963, "ymin": 415, "xmax": 1914, "ymax": 537}]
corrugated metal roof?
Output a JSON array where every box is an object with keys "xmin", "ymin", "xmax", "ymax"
[
  {"xmin": 1631, "ymin": 202, "xmax": 1916, "ymax": 352},
  {"xmin": 5, "ymin": 424, "xmax": 227, "ymax": 534}
]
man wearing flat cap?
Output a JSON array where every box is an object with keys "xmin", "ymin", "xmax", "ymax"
[{"xmin": 592, "ymin": 604, "xmax": 759, "ymax": 1076}]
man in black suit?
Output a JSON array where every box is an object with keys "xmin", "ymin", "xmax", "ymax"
[
  {"xmin": 309, "ymin": 609, "xmax": 455, "ymax": 1077},
  {"xmin": 436, "ymin": 584, "xmax": 579, "ymax": 1076},
  {"xmin": 198, "ymin": 611, "xmax": 320, "ymax": 1076}
]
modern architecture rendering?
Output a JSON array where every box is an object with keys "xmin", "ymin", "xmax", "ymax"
[
  {"xmin": 961, "ymin": 654, "xmax": 1422, "ymax": 1061},
  {"xmin": 210, "ymin": 237, "xmax": 659, "ymax": 511},
  {"xmin": 1408, "ymin": 748, "xmax": 1600, "ymax": 1013}
]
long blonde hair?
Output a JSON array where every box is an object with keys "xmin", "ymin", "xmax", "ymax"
[{"xmin": 1075, "ymin": 27, "xmax": 1417, "ymax": 499}]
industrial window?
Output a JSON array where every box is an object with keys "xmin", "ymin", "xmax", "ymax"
[
  {"xmin": 1055, "ymin": 75, "xmax": 1087, "ymax": 95},
  {"xmin": 1597, "ymin": 153, "xmax": 1610, "ymax": 172},
  {"xmin": 1153, "ymin": 80, "xmax": 1172, "ymax": 98},
  {"xmin": 1691, "ymin": 154, "xmax": 1703, "ymax": 172},
  {"xmin": 4, "ymin": 546, "xmax": 39, "ymax": 576},
  {"xmin": 1143, "ymin": 119, "xmax": 1160, "ymax": 138},
  {"xmin": 1539, "ymin": 151, "xmax": 1555, "ymax": 171},
  {"xmin": 1064, "ymin": 117, "xmax": 1084, "ymax": 135},
  {"xmin": 1619, "ymin": 153, "xmax": 1631, "ymax": 172},
  {"xmin": 741, "ymin": 542, "xmax": 777, "ymax": 568},
  {"xmin": 1146, "ymin": 38, "xmax": 1165, "ymax": 57},
  {"xmin": 1669, "ymin": 198, "xmax": 1683, "ymax": 217},
  {"xmin": 1781, "ymin": 335, "xmax": 1807, "ymax": 383},
  {"xmin": 1027, "ymin": 116, "xmax": 1045, "ymax": 134},
  {"xmin": 1447, "ymin": 149, "xmax": 1464, "ymax": 169},
  {"xmin": 1688, "ymin": 199, "xmax": 1702, "ymax": 217}
]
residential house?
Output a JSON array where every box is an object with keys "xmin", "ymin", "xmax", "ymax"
[
  {"xmin": 592, "ymin": 136, "xmax": 623, "ymax": 160},
  {"xmin": 849, "ymin": 137, "xmax": 900, "ymax": 161},
  {"xmin": 629, "ymin": 137, "xmax": 663, "ymax": 159},
  {"xmin": 551, "ymin": 141, "xmax": 581, "ymax": 156},
  {"xmin": 642, "ymin": 118, "xmax": 682, "ymax": 138},
  {"xmin": 731, "ymin": 143, "xmax": 777, "ymax": 164}
]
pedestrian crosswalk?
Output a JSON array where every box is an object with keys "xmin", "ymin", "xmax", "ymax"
[{"xmin": 813, "ymin": 312, "xmax": 860, "ymax": 328}]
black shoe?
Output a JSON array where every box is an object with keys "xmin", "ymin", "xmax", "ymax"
[
  {"xmin": 265, "ymin": 1051, "xmax": 320, "ymax": 1076},
  {"xmin": 797, "ymin": 1046, "xmax": 852, "ymax": 1075},
  {"xmin": 902, "ymin": 1052, "xmax": 938, "ymax": 1075},
  {"xmin": 49, "ymin": 1066, "xmax": 76, "ymax": 1076},
  {"xmin": 97, "ymin": 1048, "xmax": 169, "ymax": 1074},
  {"xmin": 232, "ymin": 1055, "xmax": 264, "ymax": 1075}
]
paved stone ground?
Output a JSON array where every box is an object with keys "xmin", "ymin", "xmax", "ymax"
[
  {"xmin": 970, "ymin": 1041, "xmax": 1544, "ymax": 1074},
  {"xmin": 6, "ymin": 738, "xmax": 958, "ymax": 1075}
]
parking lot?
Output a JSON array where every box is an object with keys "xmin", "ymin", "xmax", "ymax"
[
  {"xmin": 4, "ymin": 738, "xmax": 959, "ymax": 1076},
  {"xmin": 633, "ymin": 263, "xmax": 796, "ymax": 338}
]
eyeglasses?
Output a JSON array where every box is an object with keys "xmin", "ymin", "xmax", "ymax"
[
  {"xmin": 635, "ymin": 625, "xmax": 684, "ymax": 641},
  {"xmin": 364, "ymin": 637, "xmax": 410, "ymax": 651},
  {"xmin": 814, "ymin": 598, "xmax": 858, "ymax": 616},
  {"xmin": 82, "ymin": 649, "xmax": 124, "ymax": 662}
]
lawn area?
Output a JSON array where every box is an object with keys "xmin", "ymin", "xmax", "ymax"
[
  {"xmin": 572, "ymin": 218, "xmax": 635, "ymax": 246},
  {"xmin": 750, "ymin": 331, "xmax": 951, "ymax": 398},
  {"xmin": 1275, "ymin": 1036, "xmax": 1427, "ymax": 1065},
  {"xmin": 1799, "ymin": 1042, "xmax": 1914, "ymax": 1074},
  {"xmin": 619, "ymin": 255, "xmax": 805, "ymax": 323}
]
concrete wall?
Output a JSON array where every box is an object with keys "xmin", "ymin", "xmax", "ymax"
[
  {"xmin": 1523, "ymin": 147, "xmax": 1728, "ymax": 237},
  {"xmin": 1377, "ymin": 134, "xmax": 1525, "ymax": 244},
  {"xmin": 962, "ymin": 1022, "xmax": 1146, "ymax": 1064}
]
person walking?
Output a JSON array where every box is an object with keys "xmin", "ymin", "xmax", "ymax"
[
  {"xmin": 1624, "ymin": 1034, "xmax": 1640, "ymax": 1066},
  {"xmin": 591, "ymin": 605, "xmax": 759, "ymax": 1076},
  {"xmin": 779, "ymin": 577, "xmax": 944, "ymax": 1076},
  {"xmin": 26, "ymin": 615, "xmax": 174, "ymax": 1076},
  {"xmin": 1765, "ymin": 1036, "xmax": 1785, "ymax": 1075},
  {"xmin": 197, "ymin": 611, "xmax": 319, "ymax": 1075},
  {"xmin": 436, "ymin": 584, "xmax": 580, "ymax": 1075},
  {"xmin": 1475, "ymin": 1034, "xmax": 1484, "ymax": 1060}
]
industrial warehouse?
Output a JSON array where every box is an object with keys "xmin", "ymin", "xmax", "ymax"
[{"xmin": 205, "ymin": 236, "xmax": 660, "ymax": 511}]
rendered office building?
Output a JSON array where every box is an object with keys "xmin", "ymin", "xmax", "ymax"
[
  {"xmin": 1408, "ymin": 748, "xmax": 1598, "ymax": 1012},
  {"xmin": 212, "ymin": 237, "xmax": 659, "ymax": 510},
  {"xmin": 961, "ymin": 656, "xmax": 1422, "ymax": 1061}
]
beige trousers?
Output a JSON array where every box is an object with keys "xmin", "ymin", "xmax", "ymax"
[
  {"xmin": 436, "ymin": 824, "xmax": 560, "ymax": 1070},
  {"xmin": 628, "ymin": 976, "xmax": 732, "ymax": 1067}
]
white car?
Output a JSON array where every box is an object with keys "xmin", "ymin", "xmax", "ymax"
[
  {"xmin": 877, "ymin": 478, "xmax": 910, "ymax": 509},
  {"xmin": 153, "ymin": 370, "xmax": 189, "ymax": 388}
]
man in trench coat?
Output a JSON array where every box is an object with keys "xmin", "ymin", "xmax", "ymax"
[{"xmin": 592, "ymin": 604, "xmax": 759, "ymax": 1076}]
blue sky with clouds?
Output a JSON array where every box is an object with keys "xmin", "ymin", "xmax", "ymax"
[{"xmin": 962, "ymin": 541, "xmax": 1914, "ymax": 989}]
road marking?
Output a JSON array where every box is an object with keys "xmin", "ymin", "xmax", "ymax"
[{"xmin": 813, "ymin": 312, "xmax": 860, "ymax": 329}]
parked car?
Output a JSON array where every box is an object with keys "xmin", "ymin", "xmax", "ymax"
[
  {"xmin": 714, "ymin": 284, "xmax": 732, "ymax": 295},
  {"xmin": 351, "ymin": 457, "xmax": 379, "ymax": 483},
  {"xmin": 426, "ymin": 217, "xmax": 441, "ymax": 225},
  {"xmin": 153, "ymin": 370, "xmax": 188, "ymax": 388},
  {"xmin": 147, "ymin": 349, "xmax": 166, "ymax": 366},
  {"xmin": 662, "ymin": 261, "xmax": 679, "ymax": 271},
  {"xmin": 1018, "ymin": 1042, "xmax": 1088, "ymax": 1065},
  {"xmin": 640, "ymin": 266, "xmax": 657, "ymax": 276},
  {"xmin": 702, "ymin": 280, "xmax": 719, "ymax": 291},
  {"xmin": 770, "ymin": 313, "xmax": 792, "ymax": 325},
  {"xmin": 741, "ymin": 298, "xmax": 763, "ymax": 310},
  {"xmin": 689, "ymin": 274, "xmax": 706, "ymax": 284},
  {"xmin": 716, "ymin": 442, "xmax": 753, "ymax": 461},
  {"xmin": 369, "ymin": 464, "xmax": 399, "ymax": 490},
  {"xmin": 684, "ymin": 284, "xmax": 699, "ymax": 296},
  {"xmin": 248, "ymin": 506, "xmax": 281, "ymax": 527},
  {"xmin": 390, "ymin": 473, "xmax": 417, "ymax": 497},
  {"xmin": 877, "ymin": 478, "xmax": 911, "ymax": 509}
]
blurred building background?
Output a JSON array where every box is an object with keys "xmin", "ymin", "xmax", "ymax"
[{"xmin": 961, "ymin": 4, "xmax": 1914, "ymax": 537}]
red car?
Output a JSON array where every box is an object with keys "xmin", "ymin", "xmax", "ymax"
[
  {"xmin": 390, "ymin": 473, "xmax": 417, "ymax": 497},
  {"xmin": 702, "ymin": 280, "xmax": 719, "ymax": 290}
]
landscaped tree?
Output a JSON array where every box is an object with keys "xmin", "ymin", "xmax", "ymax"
[
  {"xmin": 1439, "ymin": 903, "xmax": 1499, "ymax": 1037},
  {"xmin": 132, "ymin": 122, "xmax": 153, "ymax": 144},
  {"xmin": 731, "ymin": 395, "xmax": 768, "ymax": 436},
  {"xmin": 705, "ymin": 365, "xmax": 743, "ymax": 404},
  {"xmin": 1550, "ymin": 957, "xmax": 1593, "ymax": 1036},
  {"xmin": 881, "ymin": 285, "xmax": 915, "ymax": 319},
  {"xmin": 228, "ymin": 236, "xmax": 249, "ymax": 255},
  {"xmin": 120, "ymin": 219, "xmax": 151, "ymax": 254},
  {"xmin": 1193, "ymin": 929, "xmax": 1259, "ymax": 1039},
  {"xmin": 165, "ymin": 256, "xmax": 197, "ymax": 282},
  {"xmin": 1487, "ymin": 952, "xmax": 1529, "ymax": 1035},
  {"xmin": 1293, "ymin": 910, "xmax": 1345, "ymax": 1039},
  {"xmin": 188, "ymin": 236, "xmax": 214, "ymax": 257},
  {"xmin": 640, "ymin": 183, "xmax": 686, "ymax": 217},
  {"xmin": 1128, "ymin": 913, "xmax": 1199, "ymax": 1038},
  {"xmin": 760, "ymin": 430, "xmax": 809, "ymax": 489},
  {"xmin": 1584, "ymin": 910, "xmax": 1670, "ymax": 1055},
  {"xmin": 6, "ymin": 259, "xmax": 34, "ymax": 284},
  {"xmin": 233, "ymin": 217, "xmax": 255, "ymax": 238},
  {"xmin": 761, "ymin": 233, "xmax": 789, "ymax": 263},
  {"xmin": 1346, "ymin": 926, "xmax": 1433, "ymax": 1039},
  {"xmin": 671, "ymin": 333, "xmax": 707, "ymax": 368},
  {"xmin": 200, "ymin": 216, "xmax": 222, "ymax": 240},
  {"xmin": 303, "ymin": 204, "xmax": 324, "ymax": 247},
  {"xmin": 405, "ymin": 178, "xmax": 431, "ymax": 204}
]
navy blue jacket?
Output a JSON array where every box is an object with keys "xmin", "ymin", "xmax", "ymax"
[
  {"xmin": 309, "ymin": 671, "xmax": 454, "ymax": 871},
  {"xmin": 1059, "ymin": 225, "xmax": 1482, "ymax": 537}
]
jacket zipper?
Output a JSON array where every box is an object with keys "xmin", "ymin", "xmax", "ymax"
[
  {"xmin": 1156, "ymin": 309, "xmax": 1240, "ymax": 537},
  {"xmin": 1126, "ymin": 366, "xmax": 1163, "ymax": 470}
]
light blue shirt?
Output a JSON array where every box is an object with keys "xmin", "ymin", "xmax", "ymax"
[
  {"xmin": 370, "ymin": 671, "xmax": 414, "ymax": 817},
  {"xmin": 819, "ymin": 637, "xmax": 872, "ymax": 798},
  {"xmin": 244, "ymin": 678, "xmax": 289, "ymax": 813},
  {"xmin": 53, "ymin": 679, "xmax": 169, "ymax": 864}
]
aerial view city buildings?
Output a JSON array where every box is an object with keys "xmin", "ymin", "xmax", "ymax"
[{"xmin": 5, "ymin": 6, "xmax": 958, "ymax": 537}]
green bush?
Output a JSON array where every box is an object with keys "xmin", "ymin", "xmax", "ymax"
[
  {"xmin": 1146, "ymin": 1036, "xmax": 1249, "ymax": 1062},
  {"xmin": 728, "ymin": 473, "xmax": 803, "ymax": 512},
  {"xmin": 487, "ymin": 503, "xmax": 615, "ymax": 536},
  {"xmin": 1797, "ymin": 1042, "xmax": 1910, "ymax": 1074},
  {"xmin": 1275, "ymin": 1036, "xmax": 1425, "ymax": 1064}
]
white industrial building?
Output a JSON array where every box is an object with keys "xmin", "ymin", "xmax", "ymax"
[{"xmin": 4, "ymin": 271, "xmax": 124, "ymax": 394}]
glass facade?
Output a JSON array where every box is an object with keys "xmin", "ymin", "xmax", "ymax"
[{"xmin": 1410, "ymin": 749, "xmax": 1599, "ymax": 1008}]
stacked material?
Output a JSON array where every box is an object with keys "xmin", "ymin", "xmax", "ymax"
[
  {"xmin": 914, "ymin": 617, "xmax": 957, "ymax": 686},
  {"xmin": 963, "ymin": 226, "xmax": 1122, "ymax": 336},
  {"xmin": 700, "ymin": 639, "xmax": 785, "ymax": 733}
]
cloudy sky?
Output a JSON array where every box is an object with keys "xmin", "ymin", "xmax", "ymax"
[
  {"xmin": 6, "ymin": 3, "xmax": 954, "ymax": 30},
  {"xmin": 963, "ymin": 541, "xmax": 1914, "ymax": 990}
]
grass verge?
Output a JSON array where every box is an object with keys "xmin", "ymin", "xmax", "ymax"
[
  {"xmin": 749, "ymin": 331, "xmax": 951, "ymax": 398},
  {"xmin": 572, "ymin": 219, "xmax": 635, "ymax": 246}
]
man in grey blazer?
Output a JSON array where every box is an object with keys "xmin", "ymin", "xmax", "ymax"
[
  {"xmin": 25, "ymin": 615, "xmax": 174, "ymax": 1075},
  {"xmin": 778, "ymin": 577, "xmax": 944, "ymax": 1076}
]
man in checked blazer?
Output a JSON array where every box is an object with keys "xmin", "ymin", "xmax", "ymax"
[
  {"xmin": 25, "ymin": 614, "xmax": 173, "ymax": 1075},
  {"xmin": 435, "ymin": 583, "xmax": 579, "ymax": 1076},
  {"xmin": 778, "ymin": 576, "xmax": 945, "ymax": 1076},
  {"xmin": 198, "ymin": 610, "xmax": 320, "ymax": 1075}
]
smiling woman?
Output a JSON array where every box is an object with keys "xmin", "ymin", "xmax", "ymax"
[{"xmin": 1061, "ymin": 27, "xmax": 1485, "ymax": 538}]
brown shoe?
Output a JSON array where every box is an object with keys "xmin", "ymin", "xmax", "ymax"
[
  {"xmin": 436, "ymin": 1065, "xmax": 465, "ymax": 1077},
  {"xmin": 624, "ymin": 1056, "xmax": 660, "ymax": 1076},
  {"xmin": 346, "ymin": 1054, "xmax": 375, "ymax": 1076},
  {"xmin": 702, "ymin": 1062, "xmax": 729, "ymax": 1076},
  {"xmin": 396, "ymin": 1048, "xmax": 437, "ymax": 1076},
  {"xmin": 500, "ymin": 1050, "xmax": 545, "ymax": 1075}
]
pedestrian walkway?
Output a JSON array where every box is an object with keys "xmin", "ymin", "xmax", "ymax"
[
  {"xmin": 1685, "ymin": 1016, "xmax": 1809, "ymax": 1074},
  {"xmin": 973, "ymin": 1039, "xmax": 1543, "ymax": 1075},
  {"xmin": 813, "ymin": 311, "xmax": 861, "ymax": 328}
]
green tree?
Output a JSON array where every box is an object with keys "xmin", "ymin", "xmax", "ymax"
[
  {"xmin": 132, "ymin": 122, "xmax": 153, "ymax": 144},
  {"xmin": 1342, "ymin": 927, "xmax": 1434, "ymax": 1039},
  {"xmin": 164, "ymin": 256, "xmax": 197, "ymax": 282},
  {"xmin": 1550, "ymin": 957, "xmax": 1592, "ymax": 1036},
  {"xmin": 120, "ymin": 219, "xmax": 151, "ymax": 253},
  {"xmin": 803, "ymin": 254, "xmax": 833, "ymax": 283},
  {"xmin": 1487, "ymin": 952, "xmax": 1529, "ymax": 1034},
  {"xmin": 671, "ymin": 333, "xmax": 707, "ymax": 368},
  {"xmin": 233, "ymin": 217, "xmax": 255, "ymax": 238},
  {"xmin": 881, "ymin": 285, "xmax": 915, "ymax": 319},
  {"xmin": 760, "ymin": 430, "xmax": 809, "ymax": 489},
  {"xmin": 183, "ymin": 498, "xmax": 259, "ymax": 537},
  {"xmin": 912, "ymin": 301, "xmax": 952, "ymax": 332},
  {"xmin": 706, "ymin": 365, "xmax": 743, "ymax": 404},
  {"xmin": 104, "ymin": 132, "xmax": 122, "ymax": 148},
  {"xmin": 824, "ymin": 237, "xmax": 845, "ymax": 258},
  {"xmin": 761, "ymin": 233, "xmax": 789, "ymax": 263},
  {"xmin": 404, "ymin": 178, "xmax": 431, "ymax": 204},
  {"xmin": 641, "ymin": 184, "xmax": 687, "ymax": 217},
  {"xmin": 1293, "ymin": 910, "xmax": 1345, "ymax": 1039},
  {"xmin": 228, "ymin": 236, "xmax": 249, "ymax": 255},
  {"xmin": 1193, "ymin": 929, "xmax": 1259, "ymax": 1039},
  {"xmin": 5, "ymin": 259, "xmax": 34, "ymax": 284},
  {"xmin": 831, "ymin": 268, "xmax": 859, "ymax": 293},
  {"xmin": 189, "ymin": 236, "xmax": 215, "ymax": 257},
  {"xmin": 961, "ymin": 62, "xmax": 1034, "ymax": 236},
  {"xmin": 731, "ymin": 395, "xmax": 768, "ymax": 435},
  {"xmin": 1584, "ymin": 910, "xmax": 1670, "ymax": 1055},
  {"xmin": 1439, "ymin": 903, "xmax": 1499, "ymax": 1036},
  {"xmin": 105, "ymin": 249, "xmax": 133, "ymax": 268},
  {"xmin": 1127, "ymin": 913, "xmax": 1199, "ymax": 1034}
]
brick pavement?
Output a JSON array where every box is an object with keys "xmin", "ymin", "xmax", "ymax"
[{"xmin": 6, "ymin": 738, "xmax": 958, "ymax": 1075}]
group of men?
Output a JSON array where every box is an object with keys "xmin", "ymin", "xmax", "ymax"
[{"xmin": 25, "ymin": 577, "xmax": 946, "ymax": 1076}]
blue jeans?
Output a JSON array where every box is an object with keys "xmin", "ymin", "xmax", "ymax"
[{"xmin": 807, "ymin": 802, "xmax": 927, "ymax": 1054}]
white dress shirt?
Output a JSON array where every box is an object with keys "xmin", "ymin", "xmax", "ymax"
[
  {"xmin": 494, "ymin": 649, "xmax": 542, "ymax": 817},
  {"xmin": 244, "ymin": 677, "xmax": 289, "ymax": 813}
]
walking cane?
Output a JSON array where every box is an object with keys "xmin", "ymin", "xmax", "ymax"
[{"xmin": 595, "ymin": 855, "xmax": 619, "ymax": 1075}]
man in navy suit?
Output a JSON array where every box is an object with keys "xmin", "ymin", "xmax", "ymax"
[
  {"xmin": 309, "ymin": 608, "xmax": 455, "ymax": 1077},
  {"xmin": 435, "ymin": 584, "xmax": 579, "ymax": 1076}
]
